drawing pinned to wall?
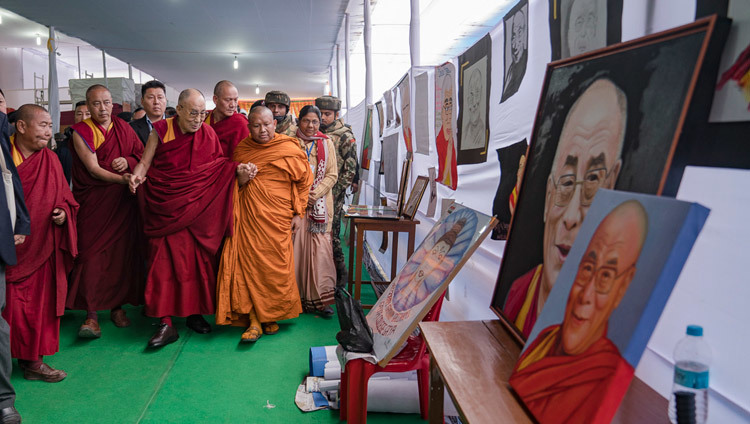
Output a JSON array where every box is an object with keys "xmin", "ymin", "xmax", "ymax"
[
  {"xmin": 398, "ymin": 73, "xmax": 412, "ymax": 153},
  {"xmin": 372, "ymin": 160, "xmax": 381, "ymax": 207},
  {"xmin": 510, "ymin": 190, "xmax": 709, "ymax": 424},
  {"xmin": 382, "ymin": 133, "xmax": 400, "ymax": 193},
  {"xmin": 502, "ymin": 1, "xmax": 529, "ymax": 103},
  {"xmin": 426, "ymin": 167, "xmax": 438, "ymax": 218},
  {"xmin": 709, "ymin": 0, "xmax": 750, "ymax": 122},
  {"xmin": 490, "ymin": 19, "xmax": 718, "ymax": 340},
  {"xmin": 457, "ymin": 34, "xmax": 491, "ymax": 164},
  {"xmin": 360, "ymin": 106, "xmax": 373, "ymax": 170},
  {"xmin": 548, "ymin": 0, "xmax": 623, "ymax": 61},
  {"xmin": 375, "ymin": 101, "xmax": 385, "ymax": 137},
  {"xmin": 491, "ymin": 140, "xmax": 528, "ymax": 240},
  {"xmin": 367, "ymin": 204, "xmax": 495, "ymax": 365},
  {"xmin": 434, "ymin": 62, "xmax": 458, "ymax": 189},
  {"xmin": 384, "ymin": 90, "xmax": 395, "ymax": 127},
  {"xmin": 415, "ymin": 72, "xmax": 431, "ymax": 155}
]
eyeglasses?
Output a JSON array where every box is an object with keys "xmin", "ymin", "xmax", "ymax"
[
  {"xmin": 551, "ymin": 166, "xmax": 612, "ymax": 207},
  {"xmin": 574, "ymin": 260, "xmax": 634, "ymax": 295},
  {"xmin": 187, "ymin": 110, "xmax": 207, "ymax": 119}
]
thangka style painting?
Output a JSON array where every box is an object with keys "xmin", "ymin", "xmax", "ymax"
[
  {"xmin": 434, "ymin": 62, "xmax": 458, "ymax": 189},
  {"xmin": 510, "ymin": 190, "xmax": 709, "ymax": 424},
  {"xmin": 368, "ymin": 204, "xmax": 495, "ymax": 365}
]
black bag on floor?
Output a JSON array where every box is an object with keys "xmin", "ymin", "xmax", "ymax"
[{"xmin": 334, "ymin": 287, "xmax": 374, "ymax": 353}]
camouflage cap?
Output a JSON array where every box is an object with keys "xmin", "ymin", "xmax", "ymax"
[
  {"xmin": 264, "ymin": 91, "xmax": 290, "ymax": 107},
  {"xmin": 315, "ymin": 95, "xmax": 341, "ymax": 112}
]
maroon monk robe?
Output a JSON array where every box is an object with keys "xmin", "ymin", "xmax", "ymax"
[
  {"xmin": 4, "ymin": 148, "xmax": 78, "ymax": 361},
  {"xmin": 205, "ymin": 111, "xmax": 249, "ymax": 159},
  {"xmin": 66, "ymin": 117, "xmax": 145, "ymax": 311},
  {"xmin": 140, "ymin": 117, "xmax": 237, "ymax": 318}
]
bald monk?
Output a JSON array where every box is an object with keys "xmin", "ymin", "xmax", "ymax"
[
  {"xmin": 130, "ymin": 89, "xmax": 242, "ymax": 348},
  {"xmin": 204, "ymin": 80, "xmax": 249, "ymax": 159},
  {"xmin": 4, "ymin": 105, "xmax": 78, "ymax": 383},
  {"xmin": 67, "ymin": 84, "xmax": 145, "ymax": 339},
  {"xmin": 216, "ymin": 106, "xmax": 312, "ymax": 343},
  {"xmin": 510, "ymin": 200, "xmax": 648, "ymax": 424}
]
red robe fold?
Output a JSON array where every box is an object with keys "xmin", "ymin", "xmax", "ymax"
[
  {"xmin": 140, "ymin": 117, "xmax": 237, "ymax": 317},
  {"xmin": 510, "ymin": 325, "xmax": 635, "ymax": 424},
  {"xmin": 4, "ymin": 148, "xmax": 78, "ymax": 360},
  {"xmin": 205, "ymin": 111, "xmax": 249, "ymax": 159},
  {"xmin": 67, "ymin": 117, "xmax": 145, "ymax": 311},
  {"xmin": 503, "ymin": 264, "xmax": 542, "ymax": 338}
]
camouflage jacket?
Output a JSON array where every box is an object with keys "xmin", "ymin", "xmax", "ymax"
[
  {"xmin": 323, "ymin": 118, "xmax": 358, "ymax": 198},
  {"xmin": 276, "ymin": 114, "xmax": 298, "ymax": 138}
]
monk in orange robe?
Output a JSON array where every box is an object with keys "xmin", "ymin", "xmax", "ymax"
[
  {"xmin": 5, "ymin": 105, "xmax": 78, "ymax": 382},
  {"xmin": 204, "ymin": 80, "xmax": 248, "ymax": 159},
  {"xmin": 130, "ymin": 89, "xmax": 241, "ymax": 348},
  {"xmin": 67, "ymin": 84, "xmax": 144, "ymax": 339},
  {"xmin": 216, "ymin": 106, "xmax": 312, "ymax": 343},
  {"xmin": 510, "ymin": 200, "xmax": 647, "ymax": 424}
]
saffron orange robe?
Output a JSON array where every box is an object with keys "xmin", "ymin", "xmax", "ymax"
[
  {"xmin": 67, "ymin": 117, "xmax": 145, "ymax": 311},
  {"xmin": 204, "ymin": 111, "xmax": 249, "ymax": 159},
  {"xmin": 504, "ymin": 264, "xmax": 543, "ymax": 338},
  {"xmin": 510, "ymin": 325, "xmax": 635, "ymax": 424},
  {"xmin": 141, "ymin": 117, "xmax": 237, "ymax": 317},
  {"xmin": 216, "ymin": 133, "xmax": 312, "ymax": 326},
  {"xmin": 4, "ymin": 142, "xmax": 78, "ymax": 360}
]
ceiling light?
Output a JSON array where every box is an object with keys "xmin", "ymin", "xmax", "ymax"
[
  {"xmin": 255, "ymin": 84, "xmax": 260, "ymax": 95},
  {"xmin": 36, "ymin": 34, "xmax": 41, "ymax": 45},
  {"xmin": 324, "ymin": 81, "xmax": 330, "ymax": 95},
  {"xmin": 233, "ymin": 56, "xmax": 238, "ymax": 70},
  {"xmin": 0, "ymin": 15, "xmax": 3, "ymax": 25}
]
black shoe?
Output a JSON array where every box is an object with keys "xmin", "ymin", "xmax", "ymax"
[
  {"xmin": 0, "ymin": 406, "xmax": 21, "ymax": 424},
  {"xmin": 147, "ymin": 324, "xmax": 179, "ymax": 348},
  {"xmin": 186, "ymin": 314, "xmax": 212, "ymax": 334}
]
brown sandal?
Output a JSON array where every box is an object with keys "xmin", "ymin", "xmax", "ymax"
[
  {"xmin": 240, "ymin": 325, "xmax": 262, "ymax": 343},
  {"xmin": 262, "ymin": 322, "xmax": 279, "ymax": 335}
]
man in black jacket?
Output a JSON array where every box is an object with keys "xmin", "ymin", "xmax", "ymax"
[
  {"xmin": 0, "ymin": 108, "xmax": 31, "ymax": 424},
  {"xmin": 130, "ymin": 80, "xmax": 167, "ymax": 145}
]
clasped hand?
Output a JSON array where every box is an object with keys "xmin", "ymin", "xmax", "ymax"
[
  {"xmin": 52, "ymin": 208, "xmax": 66, "ymax": 225},
  {"xmin": 237, "ymin": 162, "xmax": 258, "ymax": 186},
  {"xmin": 111, "ymin": 157, "xmax": 128, "ymax": 173}
]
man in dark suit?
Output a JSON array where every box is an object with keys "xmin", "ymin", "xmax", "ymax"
[
  {"xmin": 130, "ymin": 80, "xmax": 167, "ymax": 145},
  {"xmin": 0, "ymin": 108, "xmax": 31, "ymax": 424}
]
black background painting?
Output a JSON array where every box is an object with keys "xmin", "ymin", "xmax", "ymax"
[
  {"xmin": 548, "ymin": 0, "xmax": 623, "ymax": 61},
  {"xmin": 491, "ymin": 24, "xmax": 722, "ymax": 330},
  {"xmin": 491, "ymin": 140, "xmax": 528, "ymax": 240},
  {"xmin": 457, "ymin": 34, "xmax": 492, "ymax": 164},
  {"xmin": 502, "ymin": 0, "xmax": 529, "ymax": 102}
]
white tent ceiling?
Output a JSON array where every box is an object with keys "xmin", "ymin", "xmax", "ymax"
[{"xmin": 0, "ymin": 0, "xmax": 352, "ymax": 99}]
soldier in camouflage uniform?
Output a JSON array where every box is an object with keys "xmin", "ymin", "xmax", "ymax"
[
  {"xmin": 316, "ymin": 95, "xmax": 358, "ymax": 286},
  {"xmin": 264, "ymin": 91, "xmax": 298, "ymax": 137}
]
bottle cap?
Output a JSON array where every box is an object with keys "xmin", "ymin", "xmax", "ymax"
[{"xmin": 686, "ymin": 325, "xmax": 703, "ymax": 337}]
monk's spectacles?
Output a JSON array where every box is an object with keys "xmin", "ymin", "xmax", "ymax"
[
  {"xmin": 188, "ymin": 110, "xmax": 207, "ymax": 119},
  {"xmin": 574, "ymin": 260, "xmax": 634, "ymax": 295},
  {"xmin": 551, "ymin": 167, "xmax": 611, "ymax": 207}
]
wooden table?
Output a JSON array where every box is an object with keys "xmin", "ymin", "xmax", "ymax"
[
  {"xmin": 420, "ymin": 320, "xmax": 669, "ymax": 424},
  {"xmin": 346, "ymin": 217, "xmax": 419, "ymax": 308}
]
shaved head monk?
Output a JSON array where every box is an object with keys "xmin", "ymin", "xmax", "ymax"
[
  {"xmin": 67, "ymin": 84, "xmax": 145, "ymax": 339},
  {"xmin": 510, "ymin": 200, "xmax": 648, "ymax": 424},
  {"xmin": 5, "ymin": 105, "xmax": 79, "ymax": 382},
  {"xmin": 216, "ymin": 106, "xmax": 312, "ymax": 343},
  {"xmin": 130, "ymin": 89, "xmax": 242, "ymax": 348},
  {"xmin": 205, "ymin": 80, "xmax": 249, "ymax": 159}
]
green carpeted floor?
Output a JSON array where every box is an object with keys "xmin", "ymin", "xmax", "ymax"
[{"xmin": 13, "ymin": 229, "xmax": 423, "ymax": 423}]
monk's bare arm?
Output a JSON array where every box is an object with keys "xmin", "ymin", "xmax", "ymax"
[
  {"xmin": 71, "ymin": 131, "xmax": 130, "ymax": 184},
  {"xmin": 129, "ymin": 130, "xmax": 159, "ymax": 192}
]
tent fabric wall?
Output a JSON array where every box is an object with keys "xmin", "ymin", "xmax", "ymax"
[{"xmin": 341, "ymin": 0, "xmax": 747, "ymax": 421}]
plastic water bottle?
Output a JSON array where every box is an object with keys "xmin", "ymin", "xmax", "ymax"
[{"xmin": 668, "ymin": 325, "xmax": 711, "ymax": 424}]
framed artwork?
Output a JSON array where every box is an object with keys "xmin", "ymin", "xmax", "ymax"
[
  {"xmin": 367, "ymin": 204, "xmax": 496, "ymax": 365},
  {"xmin": 457, "ymin": 34, "xmax": 492, "ymax": 164},
  {"xmin": 510, "ymin": 190, "xmax": 709, "ymax": 424},
  {"xmin": 434, "ymin": 62, "xmax": 458, "ymax": 189},
  {"xmin": 491, "ymin": 140, "xmax": 528, "ymax": 240},
  {"xmin": 490, "ymin": 16, "xmax": 724, "ymax": 340},
  {"xmin": 548, "ymin": 0, "xmax": 623, "ymax": 60},
  {"xmin": 395, "ymin": 158, "xmax": 412, "ymax": 217},
  {"xmin": 501, "ymin": 0, "xmax": 529, "ymax": 102},
  {"xmin": 402, "ymin": 176, "xmax": 429, "ymax": 220}
]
